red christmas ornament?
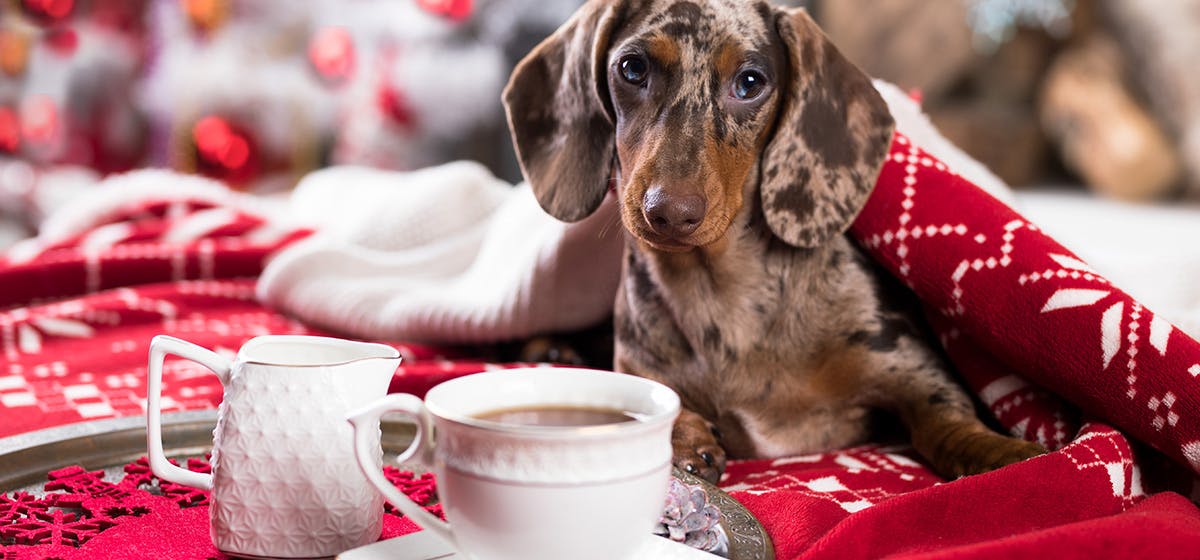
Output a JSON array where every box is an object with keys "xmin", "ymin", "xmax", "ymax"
[
  {"xmin": 417, "ymin": 0, "xmax": 473, "ymax": 21},
  {"xmin": 21, "ymin": 95, "xmax": 60, "ymax": 148},
  {"xmin": 376, "ymin": 83, "xmax": 416, "ymax": 130},
  {"xmin": 21, "ymin": 0, "xmax": 75, "ymax": 22},
  {"xmin": 43, "ymin": 27, "xmax": 79, "ymax": 57},
  {"xmin": 307, "ymin": 27, "xmax": 356, "ymax": 83},
  {"xmin": 0, "ymin": 107, "xmax": 20, "ymax": 153},
  {"xmin": 89, "ymin": 0, "xmax": 151, "ymax": 35},
  {"xmin": 193, "ymin": 116, "xmax": 250, "ymax": 171}
]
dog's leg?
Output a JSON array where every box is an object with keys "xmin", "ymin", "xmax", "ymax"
[
  {"xmin": 898, "ymin": 392, "xmax": 1046, "ymax": 479},
  {"xmin": 613, "ymin": 290, "xmax": 727, "ymax": 482},
  {"xmin": 862, "ymin": 290, "xmax": 1047, "ymax": 477},
  {"xmin": 672, "ymin": 407, "xmax": 728, "ymax": 484}
]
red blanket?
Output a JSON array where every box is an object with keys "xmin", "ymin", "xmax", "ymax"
[{"xmin": 2, "ymin": 143, "xmax": 1200, "ymax": 558}]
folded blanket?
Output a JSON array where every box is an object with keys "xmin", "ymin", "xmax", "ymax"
[
  {"xmin": 0, "ymin": 170, "xmax": 497, "ymax": 438},
  {"xmin": 852, "ymin": 132, "xmax": 1200, "ymax": 472},
  {"xmin": 257, "ymin": 161, "xmax": 623, "ymax": 343}
]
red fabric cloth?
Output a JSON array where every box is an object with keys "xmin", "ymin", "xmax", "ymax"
[
  {"xmin": 3, "ymin": 139, "xmax": 1200, "ymax": 559},
  {"xmin": 0, "ymin": 459, "xmax": 432, "ymax": 559},
  {"xmin": 0, "ymin": 199, "xmax": 491, "ymax": 438},
  {"xmin": 722, "ymin": 424, "xmax": 1179, "ymax": 559},
  {"xmin": 709, "ymin": 133, "xmax": 1200, "ymax": 558},
  {"xmin": 852, "ymin": 134, "xmax": 1200, "ymax": 469}
]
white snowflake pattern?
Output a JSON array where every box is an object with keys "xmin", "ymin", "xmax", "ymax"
[
  {"xmin": 722, "ymin": 448, "xmax": 927, "ymax": 513},
  {"xmin": 0, "ymin": 291, "xmax": 179, "ymax": 359},
  {"xmin": 865, "ymin": 135, "xmax": 966, "ymax": 287},
  {"xmin": 1061, "ymin": 426, "xmax": 1143, "ymax": 509},
  {"xmin": 1037, "ymin": 264, "xmax": 1175, "ymax": 403}
]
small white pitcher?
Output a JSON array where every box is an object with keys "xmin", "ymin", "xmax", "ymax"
[{"xmin": 146, "ymin": 334, "xmax": 401, "ymax": 559}]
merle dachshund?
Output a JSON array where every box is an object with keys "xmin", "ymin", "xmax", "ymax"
[{"xmin": 503, "ymin": 0, "xmax": 1045, "ymax": 482}]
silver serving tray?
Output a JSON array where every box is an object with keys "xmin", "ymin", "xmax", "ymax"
[{"xmin": 0, "ymin": 411, "xmax": 772, "ymax": 559}]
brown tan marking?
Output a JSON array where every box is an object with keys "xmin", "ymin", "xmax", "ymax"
[
  {"xmin": 714, "ymin": 41, "xmax": 742, "ymax": 81},
  {"xmin": 646, "ymin": 34, "xmax": 681, "ymax": 67}
]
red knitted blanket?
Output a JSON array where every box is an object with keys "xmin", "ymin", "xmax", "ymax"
[{"xmin": 2, "ymin": 139, "xmax": 1200, "ymax": 558}]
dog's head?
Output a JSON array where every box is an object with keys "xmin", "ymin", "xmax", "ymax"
[{"xmin": 504, "ymin": 0, "xmax": 894, "ymax": 251}]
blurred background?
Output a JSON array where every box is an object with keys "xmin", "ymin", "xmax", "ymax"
[{"xmin": 1, "ymin": 0, "xmax": 1198, "ymax": 248}]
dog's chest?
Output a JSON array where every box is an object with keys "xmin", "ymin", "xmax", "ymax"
[
  {"xmin": 619, "ymin": 243, "xmax": 789, "ymax": 367},
  {"xmin": 619, "ymin": 242, "xmax": 864, "ymax": 369},
  {"xmin": 625, "ymin": 239, "xmax": 859, "ymax": 365},
  {"xmin": 615, "ymin": 238, "xmax": 883, "ymax": 456}
]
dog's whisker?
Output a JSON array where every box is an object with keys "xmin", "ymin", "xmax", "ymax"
[{"xmin": 598, "ymin": 212, "xmax": 622, "ymax": 239}]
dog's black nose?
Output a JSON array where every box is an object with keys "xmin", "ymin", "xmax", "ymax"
[{"xmin": 643, "ymin": 186, "xmax": 705, "ymax": 238}]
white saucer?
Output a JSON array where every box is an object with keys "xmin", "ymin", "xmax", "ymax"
[{"xmin": 336, "ymin": 530, "xmax": 716, "ymax": 560}]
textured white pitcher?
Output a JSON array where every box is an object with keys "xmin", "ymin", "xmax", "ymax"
[{"xmin": 146, "ymin": 334, "xmax": 400, "ymax": 559}]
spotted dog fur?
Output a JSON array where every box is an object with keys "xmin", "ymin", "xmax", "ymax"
[{"xmin": 504, "ymin": 0, "xmax": 1045, "ymax": 483}]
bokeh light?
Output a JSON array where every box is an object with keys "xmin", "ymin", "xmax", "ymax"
[
  {"xmin": 308, "ymin": 27, "xmax": 356, "ymax": 83},
  {"xmin": 193, "ymin": 116, "xmax": 250, "ymax": 172}
]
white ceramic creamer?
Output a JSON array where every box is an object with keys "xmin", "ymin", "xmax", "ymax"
[{"xmin": 146, "ymin": 335, "xmax": 400, "ymax": 558}]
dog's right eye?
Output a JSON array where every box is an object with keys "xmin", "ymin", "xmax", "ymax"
[
  {"xmin": 619, "ymin": 55, "xmax": 649, "ymax": 86},
  {"xmin": 732, "ymin": 69, "xmax": 766, "ymax": 100}
]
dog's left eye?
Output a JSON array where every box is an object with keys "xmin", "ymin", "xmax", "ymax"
[
  {"xmin": 732, "ymin": 70, "xmax": 766, "ymax": 100},
  {"xmin": 619, "ymin": 55, "xmax": 649, "ymax": 86}
]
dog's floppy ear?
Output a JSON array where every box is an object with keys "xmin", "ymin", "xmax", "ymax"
[
  {"xmin": 760, "ymin": 8, "xmax": 895, "ymax": 248},
  {"xmin": 503, "ymin": 0, "xmax": 625, "ymax": 222}
]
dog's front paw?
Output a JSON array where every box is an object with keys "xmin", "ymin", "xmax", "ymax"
[
  {"xmin": 932, "ymin": 430, "xmax": 1048, "ymax": 478},
  {"xmin": 516, "ymin": 336, "xmax": 586, "ymax": 365},
  {"xmin": 672, "ymin": 410, "xmax": 727, "ymax": 484},
  {"xmin": 967, "ymin": 436, "xmax": 1047, "ymax": 475}
]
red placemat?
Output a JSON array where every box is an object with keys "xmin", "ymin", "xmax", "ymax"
[{"xmin": 0, "ymin": 457, "xmax": 436, "ymax": 560}]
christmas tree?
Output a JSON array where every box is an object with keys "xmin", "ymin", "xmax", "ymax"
[{"xmin": 0, "ymin": 0, "xmax": 582, "ymax": 240}]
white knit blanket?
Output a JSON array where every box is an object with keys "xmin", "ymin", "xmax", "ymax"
[{"xmin": 255, "ymin": 162, "xmax": 624, "ymax": 343}]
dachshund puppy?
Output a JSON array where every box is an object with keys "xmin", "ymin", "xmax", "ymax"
[{"xmin": 503, "ymin": 0, "xmax": 1045, "ymax": 483}]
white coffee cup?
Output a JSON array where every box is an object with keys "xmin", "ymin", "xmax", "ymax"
[{"xmin": 346, "ymin": 368, "xmax": 680, "ymax": 560}]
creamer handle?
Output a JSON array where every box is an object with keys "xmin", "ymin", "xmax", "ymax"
[{"xmin": 146, "ymin": 335, "xmax": 230, "ymax": 490}]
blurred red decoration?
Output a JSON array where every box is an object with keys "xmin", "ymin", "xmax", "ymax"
[
  {"xmin": 182, "ymin": 0, "xmax": 227, "ymax": 32},
  {"xmin": 308, "ymin": 27, "xmax": 356, "ymax": 83},
  {"xmin": 0, "ymin": 107, "xmax": 20, "ymax": 153},
  {"xmin": 89, "ymin": 0, "xmax": 150, "ymax": 34},
  {"xmin": 193, "ymin": 116, "xmax": 250, "ymax": 172},
  {"xmin": 44, "ymin": 27, "xmax": 79, "ymax": 57},
  {"xmin": 417, "ymin": 0, "xmax": 473, "ymax": 21},
  {"xmin": 377, "ymin": 83, "xmax": 416, "ymax": 130},
  {"xmin": 21, "ymin": 96, "xmax": 61, "ymax": 148},
  {"xmin": 21, "ymin": 0, "xmax": 75, "ymax": 22}
]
